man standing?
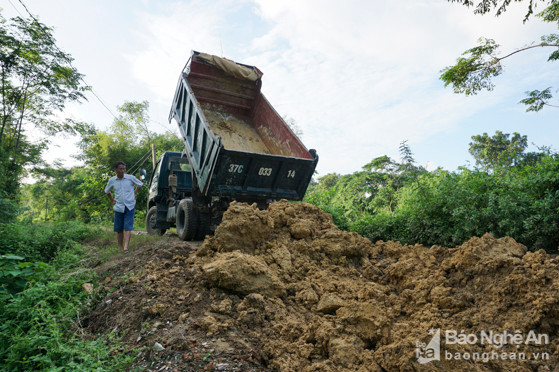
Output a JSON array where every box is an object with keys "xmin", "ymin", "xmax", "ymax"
[{"xmin": 105, "ymin": 161, "xmax": 143, "ymax": 253}]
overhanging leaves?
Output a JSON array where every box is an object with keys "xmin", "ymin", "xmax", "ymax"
[
  {"xmin": 447, "ymin": 0, "xmax": 552, "ymax": 22},
  {"xmin": 519, "ymin": 88, "xmax": 556, "ymax": 111},
  {"xmin": 440, "ymin": 38, "xmax": 502, "ymax": 95},
  {"xmin": 443, "ymin": 1, "xmax": 559, "ymax": 111}
]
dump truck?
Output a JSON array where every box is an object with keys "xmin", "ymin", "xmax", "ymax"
[{"xmin": 146, "ymin": 51, "xmax": 319, "ymax": 240}]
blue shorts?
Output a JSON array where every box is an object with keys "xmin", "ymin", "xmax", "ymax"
[{"xmin": 114, "ymin": 207, "xmax": 135, "ymax": 232}]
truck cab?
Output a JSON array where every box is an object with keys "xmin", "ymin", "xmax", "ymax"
[{"xmin": 146, "ymin": 151, "xmax": 193, "ymax": 235}]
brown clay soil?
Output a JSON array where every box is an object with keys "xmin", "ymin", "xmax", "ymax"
[
  {"xmin": 84, "ymin": 201, "xmax": 559, "ymax": 371},
  {"xmin": 201, "ymin": 103, "xmax": 273, "ymax": 155}
]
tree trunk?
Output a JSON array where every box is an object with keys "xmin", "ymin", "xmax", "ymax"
[
  {"xmin": 11, "ymin": 89, "xmax": 28, "ymax": 161},
  {"xmin": 0, "ymin": 65, "xmax": 8, "ymax": 146}
]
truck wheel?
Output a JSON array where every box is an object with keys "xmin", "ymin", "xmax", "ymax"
[
  {"xmin": 146, "ymin": 206, "xmax": 166, "ymax": 236},
  {"xmin": 176, "ymin": 199, "xmax": 197, "ymax": 241},
  {"xmin": 195, "ymin": 211, "xmax": 211, "ymax": 241}
]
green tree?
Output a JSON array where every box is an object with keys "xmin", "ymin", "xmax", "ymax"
[
  {"xmin": 110, "ymin": 101, "xmax": 152, "ymax": 145},
  {"xmin": 0, "ymin": 13, "xmax": 88, "ymax": 197},
  {"xmin": 469, "ymin": 131, "xmax": 528, "ymax": 171},
  {"xmin": 305, "ymin": 133, "xmax": 558, "ymax": 252},
  {"xmin": 313, "ymin": 173, "xmax": 340, "ymax": 193},
  {"xmin": 72, "ymin": 101, "xmax": 184, "ymax": 222},
  {"xmin": 305, "ymin": 141, "xmax": 426, "ymax": 224},
  {"xmin": 441, "ymin": 0, "xmax": 559, "ymax": 111},
  {"xmin": 19, "ymin": 166, "xmax": 91, "ymax": 222}
]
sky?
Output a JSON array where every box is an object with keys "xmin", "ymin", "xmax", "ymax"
[{"xmin": 2, "ymin": 0, "xmax": 558, "ymax": 177}]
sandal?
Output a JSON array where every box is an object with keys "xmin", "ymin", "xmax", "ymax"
[{"xmin": 124, "ymin": 249, "xmax": 129, "ymax": 254}]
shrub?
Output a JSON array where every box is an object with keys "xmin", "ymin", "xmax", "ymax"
[
  {"xmin": 0, "ymin": 237, "xmax": 133, "ymax": 370},
  {"xmin": 0, "ymin": 221, "xmax": 99, "ymax": 262}
]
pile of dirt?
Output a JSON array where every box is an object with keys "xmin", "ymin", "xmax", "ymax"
[
  {"xmin": 85, "ymin": 201, "xmax": 559, "ymax": 371},
  {"xmin": 84, "ymin": 238, "xmax": 269, "ymax": 371}
]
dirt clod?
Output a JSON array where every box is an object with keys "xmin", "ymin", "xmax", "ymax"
[
  {"xmin": 202, "ymin": 251, "xmax": 286, "ymax": 297},
  {"xmin": 82, "ymin": 283, "xmax": 94, "ymax": 293}
]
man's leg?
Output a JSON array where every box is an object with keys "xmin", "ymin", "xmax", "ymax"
[
  {"xmin": 117, "ymin": 231, "xmax": 124, "ymax": 251},
  {"xmin": 122, "ymin": 207, "xmax": 135, "ymax": 252},
  {"xmin": 123, "ymin": 230, "xmax": 132, "ymax": 251},
  {"xmin": 114, "ymin": 211, "xmax": 125, "ymax": 251}
]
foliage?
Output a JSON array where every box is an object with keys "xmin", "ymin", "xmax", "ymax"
[
  {"xmin": 391, "ymin": 158, "xmax": 559, "ymax": 251},
  {"xmin": 519, "ymin": 87, "xmax": 555, "ymax": 111},
  {"xmin": 304, "ymin": 188, "xmax": 350, "ymax": 231},
  {"xmin": 0, "ymin": 12, "xmax": 89, "ymax": 197},
  {"xmin": 0, "ymin": 220, "xmax": 98, "ymax": 262},
  {"xmin": 305, "ymin": 141, "xmax": 426, "ymax": 224},
  {"xmin": 20, "ymin": 100, "xmax": 184, "ymax": 223},
  {"xmin": 305, "ymin": 134, "xmax": 559, "ymax": 252},
  {"xmin": 0, "ymin": 255, "xmax": 48, "ymax": 299},
  {"xmin": 447, "ymin": 0, "xmax": 551, "ymax": 21},
  {"xmin": 440, "ymin": 37, "xmax": 502, "ymax": 95},
  {"xmin": 109, "ymin": 100, "xmax": 152, "ymax": 145},
  {"xmin": 0, "ymin": 223, "xmax": 134, "ymax": 370},
  {"xmin": 0, "ymin": 193, "xmax": 18, "ymax": 223},
  {"xmin": 442, "ymin": 0, "xmax": 559, "ymax": 111},
  {"xmin": 469, "ymin": 131, "xmax": 528, "ymax": 171}
]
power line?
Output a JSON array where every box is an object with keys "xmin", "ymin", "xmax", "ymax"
[
  {"xmin": 87, "ymin": 89, "xmax": 117, "ymax": 120},
  {"xmin": 16, "ymin": 0, "xmax": 118, "ymax": 120},
  {"xmin": 7, "ymin": 0, "xmax": 25, "ymax": 17},
  {"xmin": 150, "ymin": 120, "xmax": 177, "ymax": 135},
  {"xmin": 128, "ymin": 150, "xmax": 153, "ymax": 175},
  {"xmin": 15, "ymin": 0, "xmax": 180, "ymax": 132},
  {"xmin": 129, "ymin": 154, "xmax": 152, "ymax": 176}
]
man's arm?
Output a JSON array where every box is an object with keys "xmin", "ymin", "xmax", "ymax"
[
  {"xmin": 130, "ymin": 175, "xmax": 143, "ymax": 198},
  {"xmin": 104, "ymin": 178, "xmax": 115, "ymax": 204},
  {"xmin": 106, "ymin": 192, "xmax": 116, "ymax": 205},
  {"xmin": 134, "ymin": 185, "xmax": 142, "ymax": 198}
]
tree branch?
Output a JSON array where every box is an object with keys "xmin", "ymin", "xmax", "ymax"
[{"xmin": 492, "ymin": 43, "xmax": 559, "ymax": 66}]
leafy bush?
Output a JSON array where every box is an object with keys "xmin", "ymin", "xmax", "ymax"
[
  {"xmin": 0, "ymin": 255, "xmax": 48, "ymax": 299},
  {"xmin": 0, "ymin": 221, "xmax": 99, "ymax": 262},
  {"xmin": 307, "ymin": 154, "xmax": 559, "ymax": 252},
  {"xmin": 0, "ymin": 234, "xmax": 133, "ymax": 370},
  {"xmin": 304, "ymin": 188, "xmax": 350, "ymax": 231},
  {"xmin": 134, "ymin": 209, "xmax": 146, "ymax": 230}
]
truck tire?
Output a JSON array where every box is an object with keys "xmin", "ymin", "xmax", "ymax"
[
  {"xmin": 195, "ymin": 211, "xmax": 211, "ymax": 241},
  {"xmin": 146, "ymin": 206, "xmax": 166, "ymax": 236},
  {"xmin": 176, "ymin": 199, "xmax": 197, "ymax": 241}
]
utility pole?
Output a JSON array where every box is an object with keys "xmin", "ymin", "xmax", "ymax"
[{"xmin": 151, "ymin": 144, "xmax": 156, "ymax": 168}]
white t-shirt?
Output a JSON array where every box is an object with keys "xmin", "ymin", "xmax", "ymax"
[{"xmin": 104, "ymin": 174, "xmax": 143, "ymax": 213}]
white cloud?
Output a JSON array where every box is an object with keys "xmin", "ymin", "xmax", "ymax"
[
  {"xmin": 244, "ymin": 0, "xmax": 557, "ymax": 174},
  {"xmin": 124, "ymin": 0, "xmax": 266, "ymax": 142},
  {"xmin": 123, "ymin": 0, "xmax": 558, "ymax": 175},
  {"xmin": 127, "ymin": 1, "xmax": 228, "ymax": 100}
]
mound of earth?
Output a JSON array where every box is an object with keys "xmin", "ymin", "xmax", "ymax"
[{"xmin": 85, "ymin": 201, "xmax": 559, "ymax": 371}]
